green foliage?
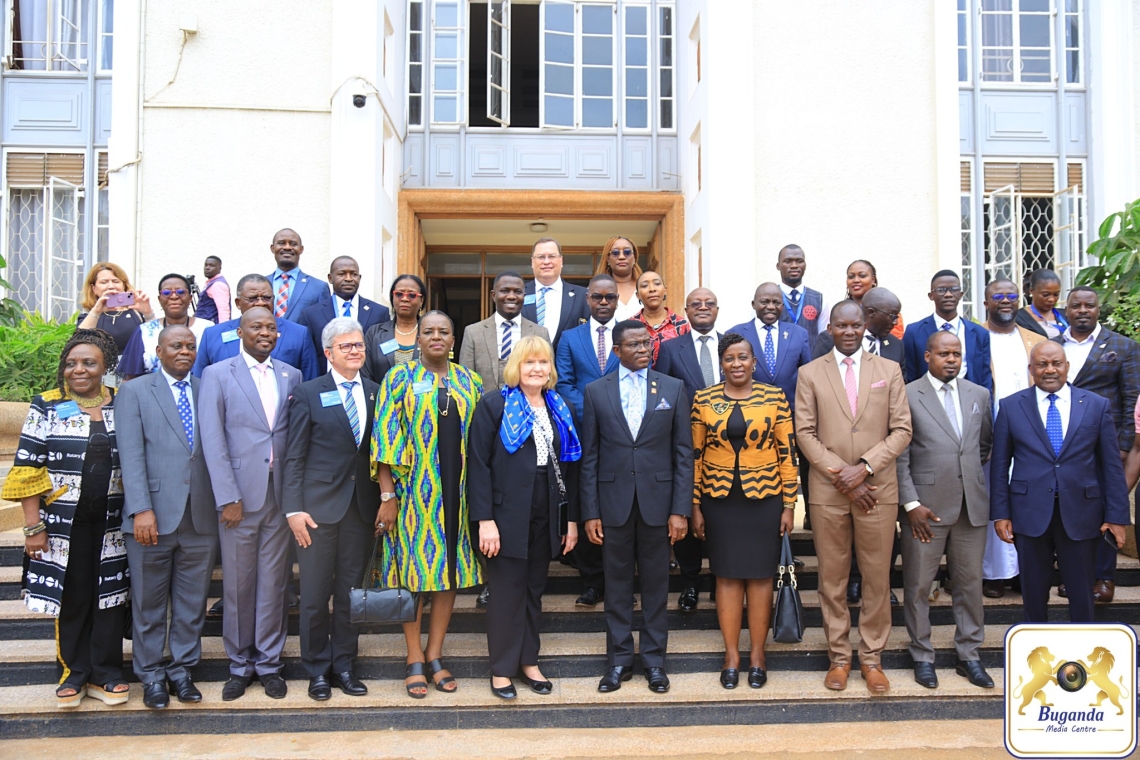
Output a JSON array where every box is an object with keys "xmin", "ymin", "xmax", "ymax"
[
  {"xmin": 1105, "ymin": 293, "xmax": 1140, "ymax": 342},
  {"xmin": 1075, "ymin": 197, "xmax": 1140, "ymax": 311},
  {"xmin": 0, "ymin": 252, "xmax": 26, "ymax": 327},
  {"xmin": 0, "ymin": 312, "xmax": 77, "ymax": 402}
]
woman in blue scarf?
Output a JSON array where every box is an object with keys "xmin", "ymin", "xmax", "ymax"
[{"xmin": 468, "ymin": 335, "xmax": 582, "ymax": 700}]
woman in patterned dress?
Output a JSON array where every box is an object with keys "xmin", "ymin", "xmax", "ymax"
[
  {"xmin": 632, "ymin": 270, "xmax": 690, "ymax": 364},
  {"xmin": 372, "ymin": 310, "xmax": 484, "ymax": 699},
  {"xmin": 2, "ymin": 329, "xmax": 131, "ymax": 709}
]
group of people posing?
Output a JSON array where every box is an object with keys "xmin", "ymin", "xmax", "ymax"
[{"xmin": 7, "ymin": 230, "xmax": 1138, "ymax": 710}]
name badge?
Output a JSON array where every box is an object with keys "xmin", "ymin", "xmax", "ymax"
[
  {"xmin": 221, "ymin": 329, "xmax": 239, "ymax": 343},
  {"xmin": 55, "ymin": 401, "xmax": 82, "ymax": 419},
  {"xmin": 412, "ymin": 380, "xmax": 434, "ymax": 395},
  {"xmin": 523, "ymin": 294, "xmax": 536, "ymax": 305},
  {"xmin": 380, "ymin": 338, "xmax": 400, "ymax": 355},
  {"xmin": 319, "ymin": 390, "xmax": 342, "ymax": 408}
]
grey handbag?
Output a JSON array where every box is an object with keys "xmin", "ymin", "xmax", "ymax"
[
  {"xmin": 349, "ymin": 534, "xmax": 420, "ymax": 625},
  {"xmin": 772, "ymin": 532, "xmax": 805, "ymax": 644}
]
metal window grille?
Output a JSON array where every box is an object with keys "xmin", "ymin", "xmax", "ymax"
[{"xmin": 4, "ymin": 0, "xmax": 90, "ymax": 72}]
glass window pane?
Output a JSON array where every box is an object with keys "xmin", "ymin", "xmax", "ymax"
[
  {"xmin": 1019, "ymin": 15, "xmax": 1050, "ymax": 48},
  {"xmin": 583, "ymin": 37, "xmax": 613, "ymax": 65},
  {"xmin": 436, "ymin": 2, "xmax": 459, "ymax": 27},
  {"xmin": 561, "ymin": 255, "xmax": 595, "ymax": 276},
  {"xmin": 660, "ymin": 7, "xmax": 672, "ymax": 36},
  {"xmin": 491, "ymin": 22, "xmax": 503, "ymax": 51},
  {"xmin": 1067, "ymin": 50, "xmax": 1079, "ymax": 83},
  {"xmin": 660, "ymin": 100, "xmax": 673, "ymax": 130},
  {"xmin": 410, "ymin": 65, "xmax": 423, "ymax": 93},
  {"xmin": 103, "ymin": 0, "xmax": 115, "ymax": 32},
  {"xmin": 958, "ymin": 0, "xmax": 967, "ymax": 9},
  {"xmin": 427, "ymin": 254, "xmax": 482, "ymax": 275},
  {"xmin": 410, "ymin": 34, "xmax": 422, "ymax": 61},
  {"xmin": 1066, "ymin": 15, "xmax": 1079, "ymax": 47},
  {"xmin": 1065, "ymin": 0, "xmax": 1079, "ymax": 11},
  {"xmin": 1020, "ymin": 0, "xmax": 1049, "ymax": 11},
  {"xmin": 958, "ymin": 50, "xmax": 967, "ymax": 82},
  {"xmin": 582, "ymin": 5, "xmax": 612, "ymax": 34},
  {"xmin": 583, "ymin": 67, "xmax": 613, "ymax": 96},
  {"xmin": 626, "ymin": 99, "xmax": 648, "ymax": 129},
  {"xmin": 545, "ymin": 95, "xmax": 574, "ymax": 126},
  {"xmin": 545, "ymin": 64, "xmax": 573, "ymax": 94},
  {"xmin": 436, "ymin": 33, "xmax": 458, "ymax": 59},
  {"xmin": 958, "ymin": 14, "xmax": 966, "ymax": 45},
  {"xmin": 410, "ymin": 98, "xmax": 422, "ymax": 124},
  {"xmin": 626, "ymin": 6, "xmax": 647, "ymax": 35},
  {"xmin": 545, "ymin": 32, "xmax": 574, "ymax": 63},
  {"xmin": 436, "ymin": 64, "xmax": 457, "ymax": 90},
  {"xmin": 661, "ymin": 39, "xmax": 672, "ymax": 66},
  {"xmin": 546, "ymin": 2, "xmax": 574, "ymax": 32},
  {"xmin": 981, "ymin": 49, "xmax": 1014, "ymax": 81},
  {"xmin": 981, "ymin": 0, "xmax": 1012, "ymax": 10},
  {"xmin": 626, "ymin": 37, "xmax": 647, "ymax": 66},
  {"xmin": 1021, "ymin": 50, "xmax": 1051, "ymax": 80},
  {"xmin": 582, "ymin": 98, "xmax": 612, "ymax": 127},
  {"xmin": 410, "ymin": 2, "xmax": 423, "ymax": 29},
  {"xmin": 625, "ymin": 68, "xmax": 647, "ymax": 97},
  {"xmin": 485, "ymin": 254, "xmax": 533, "ymax": 273},
  {"xmin": 434, "ymin": 96, "xmax": 457, "ymax": 122},
  {"xmin": 981, "ymin": 15, "xmax": 1013, "ymax": 46}
]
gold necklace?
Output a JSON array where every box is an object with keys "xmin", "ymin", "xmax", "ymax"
[
  {"xmin": 439, "ymin": 380, "xmax": 452, "ymax": 416},
  {"xmin": 394, "ymin": 321, "xmax": 418, "ymax": 336},
  {"xmin": 70, "ymin": 386, "xmax": 108, "ymax": 408}
]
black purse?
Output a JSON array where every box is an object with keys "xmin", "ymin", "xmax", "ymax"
[
  {"xmin": 772, "ymin": 532, "xmax": 805, "ymax": 644},
  {"xmin": 349, "ymin": 534, "xmax": 420, "ymax": 625}
]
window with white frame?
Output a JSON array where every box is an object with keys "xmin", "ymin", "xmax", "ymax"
[
  {"xmin": 1063, "ymin": 0, "xmax": 1080, "ymax": 85},
  {"xmin": 96, "ymin": 150, "xmax": 107, "ymax": 262},
  {"xmin": 658, "ymin": 3, "xmax": 673, "ymax": 129},
  {"xmin": 539, "ymin": 1, "xmax": 618, "ymax": 129},
  {"xmin": 622, "ymin": 3, "xmax": 648, "ymax": 130},
  {"xmin": 4, "ymin": 0, "xmax": 96, "ymax": 72},
  {"xmin": 97, "ymin": 0, "xmax": 111, "ymax": 70},
  {"xmin": 486, "ymin": 0, "xmax": 509, "ymax": 125},
  {"xmin": 957, "ymin": 0, "xmax": 969, "ymax": 83},
  {"xmin": 960, "ymin": 162, "xmax": 975, "ymax": 319},
  {"xmin": 979, "ymin": 0, "xmax": 1052, "ymax": 84},
  {"xmin": 542, "ymin": 1, "xmax": 576, "ymax": 127},
  {"xmin": 407, "ymin": 0, "xmax": 425, "ymax": 126},
  {"xmin": 579, "ymin": 3, "xmax": 615, "ymax": 128},
  {"xmin": 431, "ymin": 0, "xmax": 465, "ymax": 124}
]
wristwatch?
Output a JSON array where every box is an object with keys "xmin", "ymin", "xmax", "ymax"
[
  {"xmin": 381, "ymin": 492, "xmax": 397, "ymax": 502},
  {"xmin": 861, "ymin": 459, "xmax": 874, "ymax": 476}
]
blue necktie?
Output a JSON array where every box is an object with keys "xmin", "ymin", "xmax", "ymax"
[
  {"xmin": 342, "ymin": 300, "xmax": 352, "ymax": 317},
  {"xmin": 789, "ymin": 289, "xmax": 800, "ymax": 306},
  {"xmin": 941, "ymin": 322, "xmax": 953, "ymax": 332},
  {"xmin": 501, "ymin": 320, "xmax": 512, "ymax": 360},
  {"xmin": 537, "ymin": 286, "xmax": 551, "ymax": 328},
  {"xmin": 174, "ymin": 380, "xmax": 193, "ymax": 449},
  {"xmin": 342, "ymin": 381, "xmax": 361, "ymax": 447},
  {"xmin": 1046, "ymin": 393, "xmax": 1063, "ymax": 456},
  {"xmin": 763, "ymin": 325, "xmax": 776, "ymax": 376}
]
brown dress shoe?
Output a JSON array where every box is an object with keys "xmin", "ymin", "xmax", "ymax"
[
  {"xmin": 982, "ymin": 579, "xmax": 1004, "ymax": 599},
  {"xmin": 824, "ymin": 663, "xmax": 850, "ymax": 691},
  {"xmin": 1093, "ymin": 580, "xmax": 1115, "ymax": 603},
  {"xmin": 860, "ymin": 664, "xmax": 890, "ymax": 695}
]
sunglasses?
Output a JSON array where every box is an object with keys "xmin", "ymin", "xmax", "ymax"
[
  {"xmin": 589, "ymin": 293, "xmax": 619, "ymax": 303},
  {"xmin": 392, "ymin": 290, "xmax": 423, "ymax": 301},
  {"xmin": 688, "ymin": 300, "xmax": 717, "ymax": 309},
  {"xmin": 160, "ymin": 288, "xmax": 189, "ymax": 297},
  {"xmin": 989, "ymin": 293, "xmax": 1019, "ymax": 302},
  {"xmin": 609, "ymin": 248, "xmax": 635, "ymax": 258},
  {"xmin": 865, "ymin": 306, "xmax": 900, "ymax": 323}
]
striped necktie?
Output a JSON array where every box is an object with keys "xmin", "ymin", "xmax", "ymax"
[
  {"xmin": 537, "ymin": 286, "xmax": 551, "ymax": 328},
  {"xmin": 501, "ymin": 320, "xmax": 513, "ymax": 360},
  {"xmin": 342, "ymin": 299, "xmax": 352, "ymax": 317},
  {"xmin": 342, "ymin": 381, "xmax": 361, "ymax": 447},
  {"xmin": 274, "ymin": 273, "xmax": 290, "ymax": 318}
]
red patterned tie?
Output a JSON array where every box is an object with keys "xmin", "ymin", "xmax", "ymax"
[
  {"xmin": 842, "ymin": 357, "xmax": 858, "ymax": 417},
  {"xmin": 274, "ymin": 273, "xmax": 290, "ymax": 318}
]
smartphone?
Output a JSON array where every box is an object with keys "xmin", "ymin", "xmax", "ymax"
[
  {"xmin": 1102, "ymin": 529, "xmax": 1121, "ymax": 552},
  {"xmin": 105, "ymin": 291, "xmax": 136, "ymax": 309}
]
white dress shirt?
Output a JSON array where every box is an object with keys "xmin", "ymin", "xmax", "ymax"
[
  {"xmin": 988, "ymin": 329, "xmax": 1030, "ymax": 411},
  {"xmin": 286, "ymin": 368, "xmax": 365, "ymax": 517},
  {"xmin": 931, "ymin": 314, "xmax": 968, "ymax": 376},
  {"xmin": 832, "ymin": 347, "xmax": 861, "ymax": 387},
  {"xmin": 691, "ymin": 330, "xmax": 721, "ymax": 385},
  {"xmin": 159, "ymin": 367, "xmax": 194, "ymax": 432},
  {"xmin": 901, "ymin": 373, "xmax": 963, "ymax": 512},
  {"xmin": 333, "ymin": 293, "xmax": 360, "ymax": 319},
  {"xmin": 618, "ymin": 364, "xmax": 648, "ymax": 417},
  {"xmin": 494, "ymin": 312, "xmax": 521, "ymax": 355},
  {"xmin": 780, "ymin": 282, "xmax": 831, "ymax": 335},
  {"xmin": 534, "ymin": 278, "xmax": 563, "ymax": 335},
  {"xmin": 752, "ymin": 318, "xmax": 780, "ymax": 364},
  {"xmin": 1060, "ymin": 323, "xmax": 1101, "ymax": 380},
  {"xmin": 613, "ymin": 293, "xmax": 642, "ymax": 323},
  {"xmin": 589, "ymin": 317, "xmax": 614, "ymax": 360},
  {"xmin": 863, "ymin": 332, "xmax": 881, "ymax": 355},
  {"xmin": 1035, "ymin": 383, "xmax": 1071, "ymax": 440}
]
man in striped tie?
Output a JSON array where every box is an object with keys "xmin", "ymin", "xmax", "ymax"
[{"xmin": 282, "ymin": 317, "xmax": 381, "ymax": 700}]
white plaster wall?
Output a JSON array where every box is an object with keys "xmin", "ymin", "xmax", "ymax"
[{"xmin": 1087, "ymin": 0, "xmax": 1137, "ymax": 233}]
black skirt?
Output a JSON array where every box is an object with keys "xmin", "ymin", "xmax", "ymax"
[{"xmin": 703, "ymin": 485, "xmax": 783, "ymax": 581}]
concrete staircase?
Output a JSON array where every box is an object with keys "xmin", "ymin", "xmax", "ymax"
[{"xmin": 1, "ymin": 526, "xmax": 1138, "ymax": 739}]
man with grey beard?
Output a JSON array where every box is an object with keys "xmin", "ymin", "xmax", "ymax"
[{"xmin": 980, "ymin": 278, "xmax": 1047, "ymax": 598}]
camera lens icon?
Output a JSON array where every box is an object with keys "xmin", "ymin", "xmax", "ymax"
[{"xmin": 1056, "ymin": 661, "xmax": 1087, "ymax": 692}]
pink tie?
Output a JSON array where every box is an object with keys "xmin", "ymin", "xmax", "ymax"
[
  {"xmin": 842, "ymin": 357, "xmax": 858, "ymax": 418},
  {"xmin": 256, "ymin": 364, "xmax": 277, "ymax": 468}
]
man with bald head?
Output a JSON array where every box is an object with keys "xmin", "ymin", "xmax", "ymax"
[
  {"xmin": 268, "ymin": 228, "xmax": 327, "ymax": 322},
  {"xmin": 990, "ymin": 341, "xmax": 1130, "ymax": 623},
  {"xmin": 730, "ymin": 283, "xmax": 812, "ymax": 411},
  {"xmin": 813, "ymin": 288, "xmax": 904, "ymax": 364},
  {"xmin": 776, "ymin": 244, "xmax": 830, "ymax": 353},
  {"xmin": 297, "ymin": 256, "xmax": 390, "ymax": 374}
]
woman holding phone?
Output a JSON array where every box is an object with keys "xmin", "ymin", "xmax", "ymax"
[{"xmin": 76, "ymin": 263, "xmax": 154, "ymax": 355}]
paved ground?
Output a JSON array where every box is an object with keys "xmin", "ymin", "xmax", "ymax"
[{"xmin": 2, "ymin": 720, "xmax": 1032, "ymax": 759}]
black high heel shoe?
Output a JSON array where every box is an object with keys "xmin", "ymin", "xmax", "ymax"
[
  {"xmin": 748, "ymin": 666, "xmax": 767, "ymax": 689},
  {"xmin": 720, "ymin": 668, "xmax": 739, "ymax": 689},
  {"xmin": 517, "ymin": 670, "xmax": 553, "ymax": 695},
  {"xmin": 490, "ymin": 677, "xmax": 517, "ymax": 700}
]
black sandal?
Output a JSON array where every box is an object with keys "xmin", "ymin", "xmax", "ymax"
[
  {"xmin": 405, "ymin": 662, "xmax": 429, "ymax": 699},
  {"xmin": 56, "ymin": 682, "xmax": 85, "ymax": 709},
  {"xmin": 428, "ymin": 658, "xmax": 458, "ymax": 693}
]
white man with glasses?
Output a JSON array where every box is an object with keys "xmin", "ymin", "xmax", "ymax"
[{"xmin": 523, "ymin": 238, "xmax": 590, "ymax": 349}]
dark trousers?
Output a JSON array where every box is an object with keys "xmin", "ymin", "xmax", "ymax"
[
  {"xmin": 799, "ymin": 454, "xmax": 811, "ymax": 526},
  {"xmin": 1015, "ymin": 503, "xmax": 1098, "ymax": 623},
  {"xmin": 57, "ymin": 507, "xmax": 127, "ymax": 687},
  {"xmin": 485, "ymin": 470, "xmax": 552, "ymax": 677},
  {"xmin": 296, "ymin": 505, "xmax": 374, "ymax": 677},
  {"xmin": 1095, "ymin": 538, "xmax": 1117, "ymax": 582},
  {"xmin": 573, "ymin": 524, "xmax": 605, "ymax": 593},
  {"xmin": 602, "ymin": 498, "xmax": 670, "ymax": 668}
]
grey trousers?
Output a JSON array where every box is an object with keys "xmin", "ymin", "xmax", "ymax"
[
  {"xmin": 126, "ymin": 506, "xmax": 217, "ymax": 684},
  {"xmin": 900, "ymin": 515, "xmax": 987, "ymax": 663},
  {"xmin": 218, "ymin": 480, "xmax": 291, "ymax": 677}
]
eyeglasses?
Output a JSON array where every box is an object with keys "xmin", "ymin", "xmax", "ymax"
[
  {"xmin": 934, "ymin": 286, "xmax": 963, "ymax": 295},
  {"xmin": 621, "ymin": 339, "xmax": 654, "ymax": 350},
  {"xmin": 609, "ymin": 248, "xmax": 635, "ymax": 258},
  {"xmin": 989, "ymin": 293, "xmax": 1019, "ymax": 302},
  {"xmin": 334, "ymin": 342, "xmax": 366, "ymax": 353},
  {"xmin": 243, "ymin": 294, "xmax": 273, "ymax": 304},
  {"xmin": 688, "ymin": 300, "xmax": 717, "ymax": 309},
  {"xmin": 589, "ymin": 293, "xmax": 619, "ymax": 303},
  {"xmin": 392, "ymin": 290, "xmax": 423, "ymax": 301},
  {"xmin": 864, "ymin": 306, "xmax": 900, "ymax": 323},
  {"xmin": 160, "ymin": 288, "xmax": 189, "ymax": 297},
  {"xmin": 532, "ymin": 254, "xmax": 561, "ymax": 262}
]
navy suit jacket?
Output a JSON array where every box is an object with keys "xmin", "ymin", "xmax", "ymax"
[
  {"xmin": 653, "ymin": 330, "xmax": 722, "ymax": 404},
  {"xmin": 903, "ymin": 315, "xmax": 993, "ymax": 391},
  {"xmin": 522, "ymin": 279, "xmax": 590, "ymax": 349},
  {"xmin": 555, "ymin": 322, "xmax": 621, "ymax": 420},
  {"xmin": 989, "ymin": 385, "xmax": 1131, "ymax": 541},
  {"xmin": 1050, "ymin": 327, "xmax": 1140, "ymax": 452},
  {"xmin": 728, "ymin": 320, "xmax": 811, "ymax": 410},
  {"xmin": 270, "ymin": 269, "xmax": 328, "ymax": 322},
  {"xmin": 297, "ymin": 296, "xmax": 391, "ymax": 374},
  {"xmin": 192, "ymin": 315, "xmax": 320, "ymax": 381}
]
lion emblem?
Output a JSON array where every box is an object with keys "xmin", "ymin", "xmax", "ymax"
[
  {"xmin": 1013, "ymin": 646, "xmax": 1058, "ymax": 715},
  {"xmin": 1083, "ymin": 647, "xmax": 1130, "ymax": 716}
]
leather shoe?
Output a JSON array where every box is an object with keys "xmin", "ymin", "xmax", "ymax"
[
  {"xmin": 890, "ymin": 590, "xmax": 900, "ymax": 606},
  {"xmin": 222, "ymin": 675, "xmax": 251, "ymax": 702},
  {"xmin": 476, "ymin": 586, "xmax": 490, "ymax": 608},
  {"xmin": 308, "ymin": 675, "xmax": 332, "ymax": 701},
  {"xmin": 678, "ymin": 587, "xmax": 699, "ymax": 612},
  {"xmin": 597, "ymin": 665, "xmax": 633, "ymax": 693},
  {"xmin": 645, "ymin": 667, "xmax": 670, "ymax": 693},
  {"xmin": 167, "ymin": 677, "xmax": 202, "ymax": 703},
  {"xmin": 1057, "ymin": 583, "xmax": 1067, "ymax": 598},
  {"xmin": 824, "ymin": 663, "xmax": 850, "ymax": 691},
  {"xmin": 261, "ymin": 673, "xmax": 288, "ymax": 699},
  {"xmin": 719, "ymin": 668, "xmax": 739, "ymax": 689},
  {"xmin": 748, "ymin": 667, "xmax": 767, "ymax": 689},
  {"xmin": 913, "ymin": 662, "xmax": 938, "ymax": 688},
  {"xmin": 142, "ymin": 681, "xmax": 169, "ymax": 709},
  {"xmin": 1093, "ymin": 580, "xmax": 1115, "ymax": 603},
  {"xmin": 332, "ymin": 671, "xmax": 368, "ymax": 696},
  {"xmin": 982, "ymin": 579, "xmax": 1005, "ymax": 598},
  {"xmin": 955, "ymin": 660, "xmax": 995, "ymax": 689},
  {"xmin": 576, "ymin": 588, "xmax": 604, "ymax": 607},
  {"xmin": 490, "ymin": 678, "xmax": 517, "ymax": 700},
  {"xmin": 846, "ymin": 580, "xmax": 861, "ymax": 604},
  {"xmin": 860, "ymin": 663, "xmax": 890, "ymax": 694},
  {"xmin": 517, "ymin": 671, "xmax": 553, "ymax": 694},
  {"xmin": 208, "ymin": 598, "xmax": 224, "ymax": 617}
]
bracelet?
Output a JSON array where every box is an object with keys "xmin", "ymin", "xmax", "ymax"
[
  {"xmin": 783, "ymin": 502, "xmax": 797, "ymax": 511},
  {"xmin": 23, "ymin": 521, "xmax": 47, "ymax": 537}
]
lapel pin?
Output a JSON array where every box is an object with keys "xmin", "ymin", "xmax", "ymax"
[
  {"xmin": 783, "ymin": 331, "xmax": 788, "ymax": 340},
  {"xmin": 569, "ymin": 292, "xmax": 575, "ymax": 297},
  {"xmin": 364, "ymin": 304, "xmax": 370, "ymax": 311},
  {"xmin": 1099, "ymin": 343, "xmax": 1106, "ymax": 349},
  {"xmin": 281, "ymin": 372, "xmax": 288, "ymax": 377}
]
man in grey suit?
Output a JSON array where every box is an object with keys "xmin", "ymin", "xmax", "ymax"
[
  {"xmin": 460, "ymin": 271, "xmax": 550, "ymax": 389},
  {"xmin": 896, "ymin": 331, "xmax": 995, "ymax": 690},
  {"xmin": 117, "ymin": 325, "xmax": 218, "ymax": 709},
  {"xmin": 199, "ymin": 307, "xmax": 303, "ymax": 701}
]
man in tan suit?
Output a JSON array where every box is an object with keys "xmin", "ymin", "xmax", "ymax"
[
  {"xmin": 795, "ymin": 301, "xmax": 912, "ymax": 695},
  {"xmin": 459, "ymin": 271, "xmax": 551, "ymax": 389}
]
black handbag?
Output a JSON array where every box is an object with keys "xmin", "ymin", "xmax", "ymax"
[
  {"xmin": 772, "ymin": 532, "xmax": 805, "ymax": 644},
  {"xmin": 349, "ymin": 534, "xmax": 420, "ymax": 625}
]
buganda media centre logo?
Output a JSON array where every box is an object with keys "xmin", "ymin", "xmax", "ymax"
[{"xmin": 1005, "ymin": 623, "xmax": 1137, "ymax": 758}]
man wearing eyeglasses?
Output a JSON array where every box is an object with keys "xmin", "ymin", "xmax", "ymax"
[
  {"xmin": 523, "ymin": 238, "xmax": 589, "ymax": 349},
  {"xmin": 903, "ymin": 271, "xmax": 992, "ymax": 392},
  {"xmin": 193, "ymin": 274, "xmax": 320, "ymax": 381},
  {"xmin": 282, "ymin": 318, "xmax": 380, "ymax": 701}
]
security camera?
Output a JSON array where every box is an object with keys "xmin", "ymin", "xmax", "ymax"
[{"xmin": 352, "ymin": 94, "xmax": 367, "ymax": 108}]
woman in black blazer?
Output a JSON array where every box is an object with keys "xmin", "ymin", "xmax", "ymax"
[
  {"xmin": 361, "ymin": 274, "xmax": 424, "ymax": 383},
  {"xmin": 468, "ymin": 336, "xmax": 582, "ymax": 700}
]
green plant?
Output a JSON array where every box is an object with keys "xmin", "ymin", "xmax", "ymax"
[
  {"xmin": 1075, "ymin": 197, "xmax": 1140, "ymax": 311},
  {"xmin": 0, "ymin": 252, "xmax": 26, "ymax": 327},
  {"xmin": 0, "ymin": 312, "xmax": 77, "ymax": 402},
  {"xmin": 1104, "ymin": 292, "xmax": 1140, "ymax": 342}
]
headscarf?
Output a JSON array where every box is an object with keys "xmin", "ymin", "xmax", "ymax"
[{"xmin": 498, "ymin": 385, "xmax": 582, "ymax": 462}]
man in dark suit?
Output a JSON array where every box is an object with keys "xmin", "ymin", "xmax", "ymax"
[
  {"xmin": 523, "ymin": 237, "xmax": 589, "ymax": 349},
  {"xmin": 653, "ymin": 287, "xmax": 720, "ymax": 611},
  {"xmin": 283, "ymin": 317, "xmax": 379, "ymax": 701},
  {"xmin": 580, "ymin": 320, "xmax": 693, "ymax": 694},
  {"xmin": 297, "ymin": 256, "xmax": 390, "ymax": 374},
  {"xmin": 268, "ymin": 228, "xmax": 327, "ymax": 322},
  {"xmin": 813, "ymin": 287, "xmax": 904, "ymax": 364},
  {"xmin": 896, "ymin": 332, "xmax": 994, "ymax": 690},
  {"xmin": 117, "ymin": 325, "xmax": 218, "ymax": 709},
  {"xmin": 199, "ymin": 307, "xmax": 303, "ymax": 701},
  {"xmin": 1051, "ymin": 286, "xmax": 1140, "ymax": 603},
  {"xmin": 730, "ymin": 282, "xmax": 812, "ymax": 408},
  {"xmin": 990, "ymin": 341, "xmax": 1131, "ymax": 623},
  {"xmin": 903, "ymin": 270, "xmax": 992, "ymax": 391},
  {"xmin": 776, "ymin": 244, "xmax": 830, "ymax": 353},
  {"xmin": 193, "ymin": 274, "xmax": 319, "ymax": 381},
  {"xmin": 555, "ymin": 273, "xmax": 621, "ymax": 607}
]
